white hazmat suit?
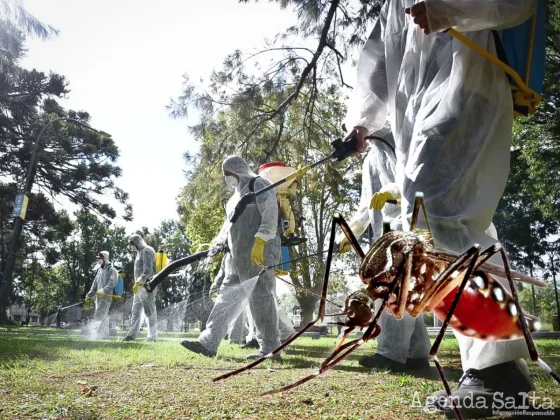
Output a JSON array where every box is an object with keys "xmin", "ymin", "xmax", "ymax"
[
  {"xmin": 86, "ymin": 251, "xmax": 117, "ymax": 339},
  {"xmin": 126, "ymin": 234, "xmax": 158, "ymax": 341},
  {"xmin": 345, "ymin": 0, "xmax": 536, "ymax": 372},
  {"xmin": 196, "ymin": 156, "xmax": 281, "ymax": 355}
]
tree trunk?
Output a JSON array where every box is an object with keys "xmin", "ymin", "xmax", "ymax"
[
  {"xmin": 298, "ymin": 295, "xmax": 318, "ymax": 326},
  {"xmin": 529, "ymin": 264, "xmax": 537, "ymax": 316},
  {"xmin": 549, "ymin": 253, "xmax": 560, "ymax": 320}
]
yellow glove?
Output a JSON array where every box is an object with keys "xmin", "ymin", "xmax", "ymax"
[
  {"xmin": 250, "ymin": 237, "xmax": 266, "ymax": 265},
  {"xmin": 84, "ymin": 297, "xmax": 92, "ymax": 303},
  {"xmin": 338, "ymin": 237, "xmax": 353, "ymax": 253},
  {"xmin": 96, "ymin": 291, "xmax": 104, "ymax": 297},
  {"xmin": 275, "ymin": 269, "xmax": 289, "ymax": 276},
  {"xmin": 132, "ymin": 281, "xmax": 143, "ymax": 294},
  {"xmin": 370, "ymin": 190, "xmax": 394, "ymax": 211}
]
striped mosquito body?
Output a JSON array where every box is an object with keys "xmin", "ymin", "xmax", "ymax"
[{"xmin": 213, "ymin": 193, "xmax": 559, "ymax": 420}]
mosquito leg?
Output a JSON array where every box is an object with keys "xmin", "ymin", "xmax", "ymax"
[
  {"xmin": 263, "ymin": 307, "xmax": 387, "ymax": 397},
  {"xmin": 261, "ymin": 339, "xmax": 364, "ymax": 396},
  {"xmin": 496, "ymin": 245, "xmax": 560, "ymax": 383},
  {"xmin": 410, "ymin": 192, "xmax": 432, "ymax": 234},
  {"xmin": 429, "ymin": 245, "xmax": 480, "ymax": 356},
  {"xmin": 333, "ymin": 214, "xmax": 365, "ymax": 259},
  {"xmin": 428, "ymin": 244, "xmax": 481, "ymax": 420}
]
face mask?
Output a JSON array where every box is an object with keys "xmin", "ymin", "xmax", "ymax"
[
  {"xmin": 225, "ymin": 175, "xmax": 238, "ymax": 189},
  {"xmin": 97, "ymin": 259, "xmax": 103, "ymax": 266},
  {"xmin": 130, "ymin": 244, "xmax": 137, "ymax": 252}
]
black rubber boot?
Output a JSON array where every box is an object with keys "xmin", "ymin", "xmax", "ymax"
[
  {"xmin": 427, "ymin": 360, "xmax": 534, "ymax": 419},
  {"xmin": 180, "ymin": 340, "xmax": 216, "ymax": 358},
  {"xmin": 241, "ymin": 338, "xmax": 260, "ymax": 349}
]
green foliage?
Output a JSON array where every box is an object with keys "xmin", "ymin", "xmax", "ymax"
[
  {"xmin": 169, "ymin": 1, "xmax": 383, "ymax": 155},
  {"xmin": 17, "ymin": 265, "xmax": 70, "ymax": 315},
  {"xmin": 0, "ymin": 182, "xmax": 72, "ymax": 311},
  {"xmin": 0, "ymin": 20, "xmax": 132, "ymax": 221},
  {"xmin": 50, "ymin": 210, "xmax": 134, "ymax": 307},
  {"xmin": 2, "ymin": 205, "xmax": 135, "ymax": 318},
  {"xmin": 519, "ymin": 280, "xmax": 559, "ymax": 325},
  {"xmin": 0, "ymin": 15, "xmax": 133, "ymax": 320},
  {"xmin": 494, "ymin": 144, "xmax": 558, "ymax": 276},
  {"xmin": 177, "ymin": 179, "xmax": 225, "ymax": 251},
  {"xmin": 501, "ymin": 2, "xmax": 560, "ymax": 221}
]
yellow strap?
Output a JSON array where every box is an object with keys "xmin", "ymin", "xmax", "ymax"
[
  {"xmin": 447, "ymin": 28, "xmax": 531, "ymax": 92},
  {"xmin": 526, "ymin": 14, "xmax": 537, "ymax": 85},
  {"xmin": 447, "ymin": 28, "xmax": 541, "ymax": 115}
]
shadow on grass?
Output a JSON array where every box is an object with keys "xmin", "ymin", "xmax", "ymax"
[
  {"xmin": 0, "ymin": 333, "xmax": 153, "ymax": 363},
  {"xmin": 213, "ymin": 352, "xmax": 463, "ymax": 383},
  {"xmin": 217, "ymin": 351, "xmax": 365, "ymax": 368}
]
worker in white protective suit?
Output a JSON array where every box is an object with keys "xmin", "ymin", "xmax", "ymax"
[
  {"xmin": 85, "ymin": 251, "xmax": 117, "ymax": 339},
  {"xmin": 337, "ymin": 127, "xmax": 432, "ymax": 372},
  {"xmin": 121, "ymin": 234, "xmax": 158, "ymax": 342},
  {"xmin": 181, "ymin": 156, "xmax": 281, "ymax": 359},
  {"xmin": 344, "ymin": 1, "xmax": 537, "ymax": 417}
]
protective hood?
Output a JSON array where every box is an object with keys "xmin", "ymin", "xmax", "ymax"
[
  {"xmin": 129, "ymin": 233, "xmax": 147, "ymax": 250},
  {"xmin": 98, "ymin": 250, "xmax": 111, "ymax": 265},
  {"xmin": 222, "ymin": 155, "xmax": 257, "ymax": 189}
]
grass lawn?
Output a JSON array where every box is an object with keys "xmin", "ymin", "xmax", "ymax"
[{"xmin": 0, "ymin": 327, "xmax": 558, "ymax": 419}]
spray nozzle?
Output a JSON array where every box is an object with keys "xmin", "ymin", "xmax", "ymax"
[{"xmin": 330, "ymin": 137, "xmax": 359, "ymax": 161}]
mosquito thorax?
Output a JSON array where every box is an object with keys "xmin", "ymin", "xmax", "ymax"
[{"xmin": 359, "ymin": 230, "xmax": 429, "ymax": 287}]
